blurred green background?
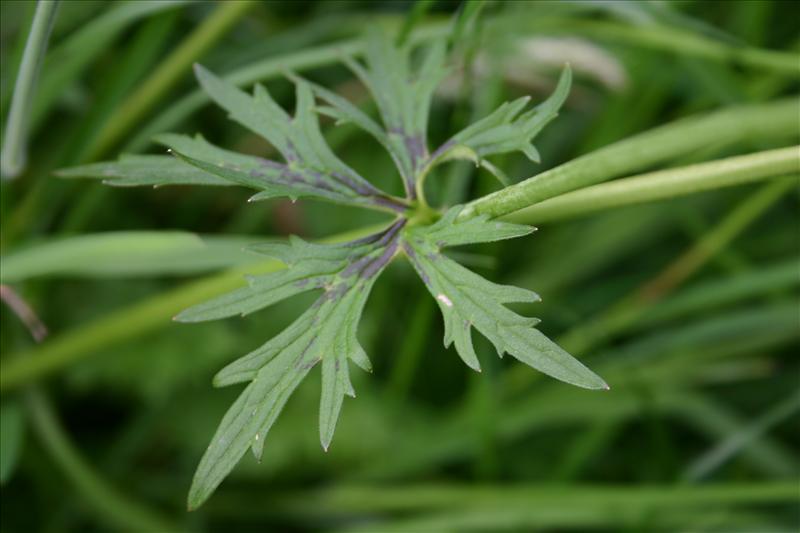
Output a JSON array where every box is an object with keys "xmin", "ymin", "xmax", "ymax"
[{"xmin": 1, "ymin": 1, "xmax": 798, "ymax": 531}]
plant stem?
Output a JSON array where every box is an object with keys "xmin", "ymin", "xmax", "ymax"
[
  {"xmin": 459, "ymin": 98, "xmax": 800, "ymax": 221},
  {"xmin": 506, "ymin": 147, "xmax": 800, "ymax": 224},
  {"xmin": 0, "ymin": 225, "xmax": 379, "ymax": 393},
  {"xmin": 1, "ymin": 0, "xmax": 59, "ymax": 178},
  {"xmin": 85, "ymin": 0, "xmax": 256, "ymax": 160},
  {"xmin": 25, "ymin": 387, "xmax": 177, "ymax": 532}
]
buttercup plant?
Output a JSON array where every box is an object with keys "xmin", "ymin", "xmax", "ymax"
[{"xmin": 62, "ymin": 30, "xmax": 607, "ymax": 510}]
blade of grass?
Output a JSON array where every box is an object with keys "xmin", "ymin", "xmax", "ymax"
[
  {"xmin": 511, "ymin": 179, "xmax": 794, "ymax": 387},
  {"xmin": 2, "ymin": 2, "xmax": 250, "ymax": 247},
  {"xmin": 451, "ymin": 0, "xmax": 486, "ymax": 47},
  {"xmin": 84, "ymin": 0, "xmax": 256, "ymax": 160},
  {"xmin": 246, "ymin": 482, "xmax": 800, "ymax": 516},
  {"xmin": 502, "ymin": 181, "xmax": 795, "ymax": 396},
  {"xmin": 1, "ymin": 0, "xmax": 60, "ymax": 178},
  {"xmin": 683, "ymin": 390, "xmax": 800, "ymax": 482},
  {"xmin": 0, "ymin": 400, "xmax": 25, "ymax": 484},
  {"xmin": 0, "ymin": 1, "xmax": 36, "ymax": 119},
  {"xmin": 396, "ymin": 0, "xmax": 437, "ymax": 46},
  {"xmin": 673, "ymin": 394, "xmax": 798, "ymax": 480},
  {"xmin": 505, "ymin": 147, "xmax": 800, "ymax": 224},
  {"xmin": 352, "ymin": 304, "xmax": 798, "ymax": 481},
  {"xmin": 25, "ymin": 387, "xmax": 177, "ymax": 532},
  {"xmin": 66, "ymin": 11, "xmax": 181, "ymax": 165},
  {"xmin": 25, "ymin": 0, "xmax": 193, "ymax": 130},
  {"xmin": 552, "ymin": 420, "xmax": 620, "ymax": 481},
  {"xmin": 386, "ymin": 296, "xmax": 436, "ymax": 401},
  {"xmin": 634, "ymin": 259, "xmax": 800, "ymax": 328},
  {"xmin": 459, "ymin": 98, "xmax": 799, "ymax": 221},
  {"xmin": 0, "ymin": 232, "xmax": 263, "ymax": 283}
]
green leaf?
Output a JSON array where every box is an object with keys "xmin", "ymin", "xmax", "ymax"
[
  {"xmin": 186, "ymin": 221, "xmax": 404, "ymax": 510},
  {"xmin": 181, "ymin": 65, "xmax": 407, "ymax": 212},
  {"xmin": 403, "ymin": 207, "xmax": 608, "ymax": 389},
  {"xmin": 175, "ymin": 235, "xmax": 369, "ymax": 322},
  {"xmin": 58, "ymin": 29, "xmax": 600, "ymax": 511},
  {"xmin": 339, "ymin": 29, "xmax": 447, "ymax": 197},
  {"xmin": 428, "ymin": 66, "xmax": 572, "ymax": 171},
  {"xmin": 0, "ymin": 400, "xmax": 25, "ymax": 485},
  {"xmin": 56, "ymin": 154, "xmax": 231, "ymax": 187}
]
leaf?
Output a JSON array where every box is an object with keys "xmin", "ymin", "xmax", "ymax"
[
  {"xmin": 402, "ymin": 206, "xmax": 608, "ymax": 389},
  {"xmin": 179, "ymin": 65, "xmax": 408, "ymax": 212},
  {"xmin": 56, "ymin": 154, "xmax": 231, "ymax": 187},
  {"xmin": 58, "ymin": 29, "xmax": 598, "ymax": 511},
  {"xmin": 334, "ymin": 29, "xmax": 447, "ymax": 197},
  {"xmin": 428, "ymin": 66, "xmax": 572, "ymax": 173},
  {"xmin": 186, "ymin": 221, "xmax": 404, "ymax": 510}
]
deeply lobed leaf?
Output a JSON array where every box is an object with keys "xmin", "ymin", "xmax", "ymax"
[
  {"xmin": 186, "ymin": 221, "xmax": 404, "ymax": 510},
  {"xmin": 57, "ymin": 28, "xmax": 602, "ymax": 511},
  {"xmin": 402, "ymin": 207, "xmax": 608, "ymax": 389},
  {"xmin": 427, "ymin": 66, "xmax": 572, "ymax": 181},
  {"xmin": 56, "ymin": 154, "xmax": 231, "ymax": 187},
  {"xmin": 61, "ymin": 65, "xmax": 409, "ymax": 214},
  {"xmin": 312, "ymin": 29, "xmax": 447, "ymax": 198}
]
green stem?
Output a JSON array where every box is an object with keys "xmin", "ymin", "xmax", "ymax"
[
  {"xmin": 1, "ymin": 0, "xmax": 59, "ymax": 178},
  {"xmin": 506, "ymin": 147, "xmax": 800, "ymax": 224},
  {"xmin": 85, "ymin": 0, "xmax": 256, "ymax": 160},
  {"xmin": 25, "ymin": 387, "xmax": 177, "ymax": 532},
  {"xmin": 459, "ymin": 98, "xmax": 800, "ymax": 221},
  {"xmin": 0, "ymin": 225, "xmax": 378, "ymax": 393}
]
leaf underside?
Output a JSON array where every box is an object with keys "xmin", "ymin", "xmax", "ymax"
[{"xmin": 56, "ymin": 29, "xmax": 604, "ymax": 511}]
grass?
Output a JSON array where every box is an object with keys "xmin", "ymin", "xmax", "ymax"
[{"xmin": 1, "ymin": 1, "xmax": 798, "ymax": 531}]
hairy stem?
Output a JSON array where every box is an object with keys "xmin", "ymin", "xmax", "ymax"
[
  {"xmin": 506, "ymin": 147, "xmax": 800, "ymax": 224},
  {"xmin": 459, "ymin": 98, "xmax": 799, "ymax": 221},
  {"xmin": 1, "ymin": 0, "xmax": 59, "ymax": 178}
]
